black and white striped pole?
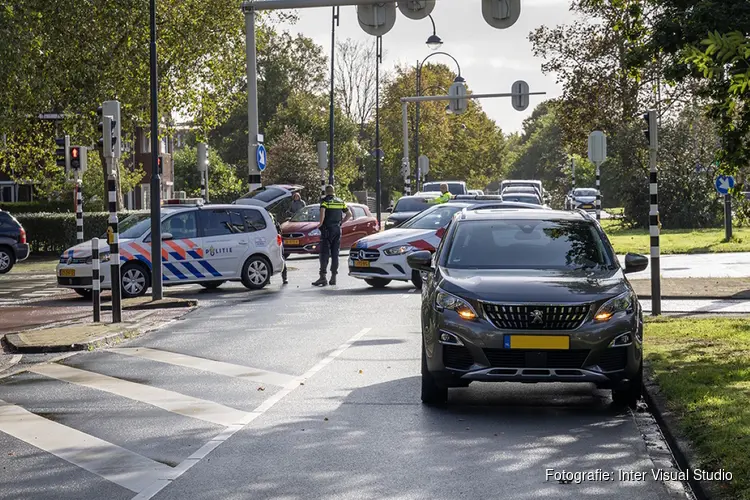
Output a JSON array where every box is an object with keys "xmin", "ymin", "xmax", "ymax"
[
  {"xmin": 75, "ymin": 178, "xmax": 84, "ymax": 244},
  {"xmin": 587, "ymin": 131, "xmax": 606, "ymax": 221},
  {"xmin": 198, "ymin": 143, "xmax": 208, "ymax": 202},
  {"xmin": 402, "ymin": 101, "xmax": 411, "ymax": 196},
  {"xmin": 644, "ymin": 109, "xmax": 661, "ymax": 315},
  {"xmin": 92, "ymin": 238, "xmax": 101, "ymax": 322},
  {"xmin": 571, "ymin": 157, "xmax": 575, "ymax": 190},
  {"xmin": 107, "ymin": 174, "xmax": 122, "ymax": 323}
]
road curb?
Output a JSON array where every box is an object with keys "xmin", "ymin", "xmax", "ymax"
[
  {"xmin": 101, "ymin": 297, "xmax": 197, "ymax": 311},
  {"xmin": 4, "ymin": 323, "xmax": 142, "ymax": 354},
  {"xmin": 642, "ymin": 362, "xmax": 718, "ymax": 500},
  {"xmin": 638, "ymin": 295, "xmax": 749, "ymax": 300}
]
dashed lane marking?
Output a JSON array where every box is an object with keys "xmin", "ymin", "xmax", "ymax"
[
  {"xmin": 110, "ymin": 347, "xmax": 297, "ymax": 387},
  {"xmin": 28, "ymin": 363, "xmax": 250, "ymax": 427},
  {"xmin": 0, "ymin": 399, "xmax": 171, "ymax": 493}
]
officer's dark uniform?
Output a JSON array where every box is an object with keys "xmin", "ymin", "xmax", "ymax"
[
  {"xmin": 314, "ymin": 195, "xmax": 349, "ymax": 286},
  {"xmin": 271, "ymin": 214, "xmax": 288, "ymax": 284}
]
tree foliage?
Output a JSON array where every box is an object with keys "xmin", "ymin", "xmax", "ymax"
[
  {"xmin": 172, "ymin": 146, "xmax": 243, "ymax": 204},
  {"xmin": 263, "ymin": 126, "xmax": 320, "ymax": 203}
]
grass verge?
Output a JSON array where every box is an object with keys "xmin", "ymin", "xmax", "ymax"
[
  {"xmin": 11, "ymin": 254, "xmax": 59, "ymax": 274},
  {"xmin": 601, "ymin": 220, "xmax": 750, "ymax": 255},
  {"xmin": 645, "ymin": 317, "xmax": 750, "ymax": 500},
  {"xmin": 629, "ymin": 278, "xmax": 750, "ymax": 298}
]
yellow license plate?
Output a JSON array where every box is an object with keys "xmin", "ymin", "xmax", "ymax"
[
  {"xmin": 285, "ymin": 239, "xmax": 300, "ymax": 245},
  {"xmin": 354, "ymin": 260, "xmax": 370, "ymax": 268},
  {"xmin": 509, "ymin": 335, "xmax": 569, "ymax": 350},
  {"xmin": 581, "ymin": 204, "xmax": 593, "ymax": 208},
  {"xmin": 59, "ymin": 269, "xmax": 76, "ymax": 277}
]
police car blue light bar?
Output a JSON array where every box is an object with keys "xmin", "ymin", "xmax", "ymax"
[{"xmin": 162, "ymin": 198, "xmax": 204, "ymax": 206}]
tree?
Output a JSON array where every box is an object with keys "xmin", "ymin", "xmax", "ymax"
[
  {"xmin": 263, "ymin": 126, "xmax": 320, "ymax": 203},
  {"xmin": 172, "ymin": 146, "xmax": 244, "ymax": 203},
  {"xmin": 335, "ymin": 38, "xmax": 377, "ymax": 136}
]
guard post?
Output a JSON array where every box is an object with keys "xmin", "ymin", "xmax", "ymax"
[
  {"xmin": 75, "ymin": 178, "xmax": 84, "ymax": 244},
  {"xmin": 107, "ymin": 173, "xmax": 122, "ymax": 323},
  {"xmin": 92, "ymin": 238, "xmax": 101, "ymax": 322},
  {"xmin": 645, "ymin": 109, "xmax": 661, "ymax": 316}
]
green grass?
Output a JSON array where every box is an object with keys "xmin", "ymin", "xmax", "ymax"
[
  {"xmin": 645, "ymin": 317, "xmax": 750, "ymax": 500},
  {"xmin": 600, "ymin": 219, "xmax": 750, "ymax": 254},
  {"xmin": 12, "ymin": 254, "xmax": 59, "ymax": 274}
]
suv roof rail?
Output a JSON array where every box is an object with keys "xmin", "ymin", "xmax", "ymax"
[{"xmin": 574, "ymin": 208, "xmax": 593, "ymax": 219}]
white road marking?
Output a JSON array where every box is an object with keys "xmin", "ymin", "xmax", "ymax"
[
  {"xmin": 110, "ymin": 347, "xmax": 296, "ymax": 387},
  {"xmin": 28, "ymin": 363, "xmax": 249, "ymax": 427},
  {"xmin": 133, "ymin": 327, "xmax": 373, "ymax": 500},
  {"xmin": 0, "ymin": 399, "xmax": 171, "ymax": 493}
]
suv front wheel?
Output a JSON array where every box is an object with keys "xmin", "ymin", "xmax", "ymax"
[
  {"xmin": 121, "ymin": 262, "xmax": 151, "ymax": 298},
  {"xmin": 612, "ymin": 363, "xmax": 643, "ymax": 409},
  {"xmin": 241, "ymin": 255, "xmax": 271, "ymax": 290},
  {"xmin": 421, "ymin": 344, "xmax": 448, "ymax": 405}
]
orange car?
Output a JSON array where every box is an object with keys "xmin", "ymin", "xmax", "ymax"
[{"xmin": 280, "ymin": 203, "xmax": 379, "ymax": 257}]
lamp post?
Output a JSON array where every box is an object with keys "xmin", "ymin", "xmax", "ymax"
[
  {"xmin": 328, "ymin": 6, "xmax": 340, "ymax": 185},
  {"xmin": 149, "ymin": 0, "xmax": 163, "ymax": 300},
  {"xmin": 415, "ymin": 51, "xmax": 463, "ymax": 189},
  {"xmin": 375, "ymin": 35, "xmax": 383, "ymax": 227}
]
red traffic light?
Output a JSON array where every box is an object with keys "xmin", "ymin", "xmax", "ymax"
[{"xmin": 71, "ymin": 147, "xmax": 79, "ymax": 159}]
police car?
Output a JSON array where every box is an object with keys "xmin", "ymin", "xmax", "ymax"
[
  {"xmin": 57, "ymin": 199, "xmax": 285, "ymax": 298},
  {"xmin": 348, "ymin": 198, "xmax": 547, "ymax": 289}
]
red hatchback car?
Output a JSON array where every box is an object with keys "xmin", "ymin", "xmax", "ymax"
[{"xmin": 281, "ymin": 203, "xmax": 379, "ymax": 257}]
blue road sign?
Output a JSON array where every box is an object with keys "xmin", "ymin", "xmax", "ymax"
[
  {"xmin": 715, "ymin": 175, "xmax": 735, "ymax": 195},
  {"xmin": 256, "ymin": 144, "xmax": 267, "ymax": 172}
]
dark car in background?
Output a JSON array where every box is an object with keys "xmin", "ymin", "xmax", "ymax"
[
  {"xmin": 0, "ymin": 210, "xmax": 30, "ymax": 274},
  {"xmin": 408, "ymin": 208, "xmax": 649, "ymax": 408},
  {"xmin": 235, "ymin": 184, "xmax": 305, "ymax": 221},
  {"xmin": 384, "ymin": 194, "xmax": 439, "ymax": 230}
]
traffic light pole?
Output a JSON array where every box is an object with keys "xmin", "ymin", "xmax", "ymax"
[
  {"xmin": 75, "ymin": 172, "xmax": 83, "ymax": 244},
  {"xmin": 149, "ymin": 0, "xmax": 163, "ymax": 300},
  {"xmin": 107, "ymin": 165, "xmax": 122, "ymax": 323}
]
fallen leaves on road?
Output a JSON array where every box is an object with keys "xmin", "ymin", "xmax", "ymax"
[
  {"xmin": 257, "ymin": 387, "xmax": 265, "ymax": 391},
  {"xmin": 324, "ymin": 417, "xmax": 329, "ymax": 421},
  {"xmin": 358, "ymin": 369, "xmax": 363, "ymax": 374}
]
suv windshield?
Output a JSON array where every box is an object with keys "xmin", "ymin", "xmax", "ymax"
[
  {"xmin": 291, "ymin": 205, "xmax": 320, "ymax": 222},
  {"xmin": 394, "ymin": 198, "xmax": 430, "ymax": 212},
  {"xmin": 117, "ymin": 213, "xmax": 152, "ymax": 239},
  {"xmin": 573, "ymin": 189, "xmax": 598, "ymax": 197},
  {"xmin": 239, "ymin": 186, "xmax": 286, "ymax": 203},
  {"xmin": 422, "ymin": 183, "xmax": 465, "ymax": 195},
  {"xmin": 445, "ymin": 219, "xmax": 613, "ymax": 270},
  {"xmin": 400, "ymin": 205, "xmax": 464, "ymax": 230}
]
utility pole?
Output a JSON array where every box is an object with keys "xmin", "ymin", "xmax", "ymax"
[
  {"xmin": 150, "ymin": 0, "xmax": 163, "ymax": 300},
  {"xmin": 328, "ymin": 6, "xmax": 339, "ymax": 186},
  {"xmin": 375, "ymin": 35, "xmax": 383, "ymax": 226}
]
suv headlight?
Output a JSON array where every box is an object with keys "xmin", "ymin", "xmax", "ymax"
[
  {"xmin": 308, "ymin": 229, "xmax": 321, "ymax": 237},
  {"xmin": 594, "ymin": 291, "xmax": 634, "ymax": 321},
  {"xmin": 435, "ymin": 290, "xmax": 477, "ymax": 321},
  {"xmin": 384, "ymin": 245, "xmax": 417, "ymax": 256}
]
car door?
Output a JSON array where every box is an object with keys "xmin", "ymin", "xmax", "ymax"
[
  {"xmin": 235, "ymin": 207, "xmax": 279, "ymax": 271},
  {"xmin": 152, "ymin": 210, "xmax": 202, "ymax": 283},
  {"xmin": 198, "ymin": 208, "xmax": 247, "ymax": 279}
]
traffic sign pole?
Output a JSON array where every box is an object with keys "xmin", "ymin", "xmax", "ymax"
[
  {"xmin": 725, "ymin": 194, "xmax": 732, "ymax": 240},
  {"xmin": 646, "ymin": 110, "xmax": 661, "ymax": 316},
  {"xmin": 402, "ymin": 102, "xmax": 411, "ymax": 197},
  {"xmin": 595, "ymin": 163, "xmax": 601, "ymax": 220}
]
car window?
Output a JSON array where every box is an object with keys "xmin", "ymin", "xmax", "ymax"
[
  {"xmin": 239, "ymin": 186, "xmax": 285, "ymax": 203},
  {"xmin": 445, "ymin": 219, "xmax": 613, "ymax": 270},
  {"xmin": 201, "ymin": 209, "xmax": 243, "ymax": 237},
  {"xmin": 400, "ymin": 205, "xmax": 465, "ymax": 230},
  {"xmin": 291, "ymin": 205, "xmax": 320, "ymax": 222},
  {"xmin": 237, "ymin": 208, "xmax": 267, "ymax": 232},
  {"xmin": 421, "ymin": 183, "xmax": 441, "ymax": 192},
  {"xmin": 351, "ymin": 206, "xmax": 366, "ymax": 219},
  {"xmin": 502, "ymin": 195, "xmax": 541, "ymax": 205},
  {"xmin": 163, "ymin": 211, "xmax": 198, "ymax": 240},
  {"xmin": 447, "ymin": 183, "xmax": 466, "ymax": 195},
  {"xmin": 0, "ymin": 212, "xmax": 14, "ymax": 228},
  {"xmin": 574, "ymin": 189, "xmax": 598, "ymax": 196},
  {"xmin": 394, "ymin": 198, "xmax": 431, "ymax": 212},
  {"xmin": 119, "ymin": 213, "xmax": 153, "ymax": 239},
  {"xmin": 266, "ymin": 197, "xmax": 292, "ymax": 221}
]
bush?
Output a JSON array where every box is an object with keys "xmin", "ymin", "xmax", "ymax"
[
  {"xmin": 15, "ymin": 211, "xmax": 148, "ymax": 254},
  {"xmin": 0, "ymin": 200, "xmax": 104, "ymax": 213}
]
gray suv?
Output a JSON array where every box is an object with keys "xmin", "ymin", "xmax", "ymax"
[{"xmin": 407, "ymin": 208, "xmax": 648, "ymax": 408}]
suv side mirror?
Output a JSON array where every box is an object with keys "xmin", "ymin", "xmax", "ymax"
[
  {"xmin": 407, "ymin": 250, "xmax": 434, "ymax": 273},
  {"xmin": 624, "ymin": 253, "xmax": 648, "ymax": 274}
]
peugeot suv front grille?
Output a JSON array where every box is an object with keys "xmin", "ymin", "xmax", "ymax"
[{"xmin": 481, "ymin": 303, "xmax": 590, "ymax": 330}]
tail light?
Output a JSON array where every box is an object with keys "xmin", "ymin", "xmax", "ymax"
[
  {"xmin": 276, "ymin": 234, "xmax": 282, "ymax": 246},
  {"xmin": 19, "ymin": 227, "xmax": 26, "ymax": 244}
]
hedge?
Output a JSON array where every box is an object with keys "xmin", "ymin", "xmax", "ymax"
[
  {"xmin": 15, "ymin": 211, "xmax": 149, "ymax": 254},
  {"xmin": 1, "ymin": 200, "xmax": 105, "ymax": 214}
]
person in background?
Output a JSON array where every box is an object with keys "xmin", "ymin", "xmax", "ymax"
[
  {"xmin": 427, "ymin": 183, "xmax": 452, "ymax": 204},
  {"xmin": 312, "ymin": 185, "xmax": 351, "ymax": 287},
  {"xmin": 271, "ymin": 213, "xmax": 288, "ymax": 285},
  {"xmin": 289, "ymin": 192, "xmax": 306, "ymax": 218}
]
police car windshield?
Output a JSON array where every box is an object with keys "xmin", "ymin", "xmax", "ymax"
[
  {"xmin": 400, "ymin": 205, "xmax": 464, "ymax": 230},
  {"xmin": 291, "ymin": 206, "xmax": 320, "ymax": 222},
  {"xmin": 114, "ymin": 213, "xmax": 152, "ymax": 239},
  {"xmin": 574, "ymin": 189, "xmax": 598, "ymax": 197}
]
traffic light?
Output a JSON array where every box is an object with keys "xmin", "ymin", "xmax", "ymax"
[
  {"xmin": 157, "ymin": 156, "xmax": 163, "ymax": 174},
  {"xmin": 70, "ymin": 146, "xmax": 86, "ymax": 171},
  {"xmin": 447, "ymin": 77, "xmax": 468, "ymax": 115},
  {"xmin": 55, "ymin": 135, "xmax": 70, "ymax": 171},
  {"xmin": 97, "ymin": 100, "xmax": 121, "ymax": 158},
  {"xmin": 642, "ymin": 110, "xmax": 657, "ymax": 149}
]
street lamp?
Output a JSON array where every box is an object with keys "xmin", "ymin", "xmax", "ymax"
[
  {"xmin": 415, "ymin": 51, "xmax": 463, "ymax": 189},
  {"xmin": 425, "ymin": 14, "xmax": 442, "ymax": 50}
]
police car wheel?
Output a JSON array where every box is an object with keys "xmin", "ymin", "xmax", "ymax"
[
  {"xmin": 121, "ymin": 262, "xmax": 151, "ymax": 298},
  {"xmin": 241, "ymin": 256, "xmax": 271, "ymax": 290}
]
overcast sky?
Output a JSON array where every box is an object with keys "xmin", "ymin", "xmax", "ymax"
[{"xmin": 277, "ymin": 0, "xmax": 576, "ymax": 134}]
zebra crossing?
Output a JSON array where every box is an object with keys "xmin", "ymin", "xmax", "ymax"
[
  {"xmin": 0, "ymin": 276, "xmax": 65, "ymax": 305},
  {"xmin": 0, "ymin": 345, "xmax": 312, "ymax": 499}
]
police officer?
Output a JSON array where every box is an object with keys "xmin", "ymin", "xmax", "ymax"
[
  {"xmin": 312, "ymin": 185, "xmax": 351, "ymax": 287},
  {"xmin": 428, "ymin": 183, "xmax": 452, "ymax": 204},
  {"xmin": 271, "ymin": 213, "xmax": 288, "ymax": 285}
]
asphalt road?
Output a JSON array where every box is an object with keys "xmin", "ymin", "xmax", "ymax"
[{"xmin": 0, "ymin": 256, "xmax": 696, "ymax": 500}]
